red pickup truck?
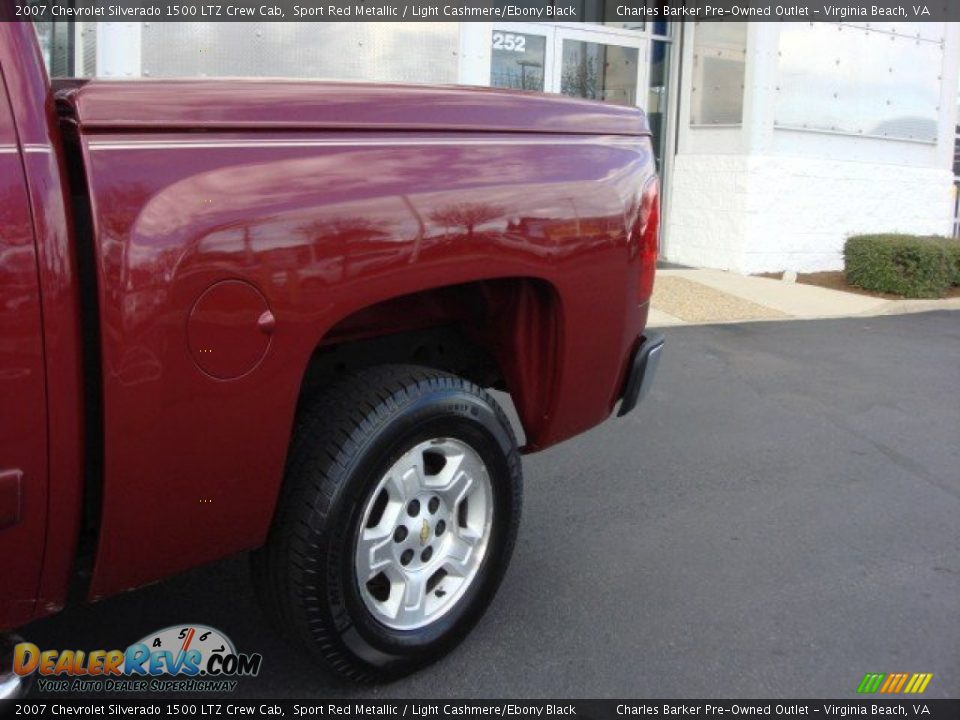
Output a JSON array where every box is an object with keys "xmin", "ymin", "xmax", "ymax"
[{"xmin": 0, "ymin": 22, "xmax": 662, "ymax": 686}]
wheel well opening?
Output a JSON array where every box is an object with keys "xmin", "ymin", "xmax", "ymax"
[
  {"xmin": 300, "ymin": 324, "xmax": 503, "ymax": 397},
  {"xmin": 299, "ymin": 278, "xmax": 560, "ymax": 448}
]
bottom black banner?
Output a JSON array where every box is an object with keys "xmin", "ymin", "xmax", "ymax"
[{"xmin": 2, "ymin": 700, "xmax": 960, "ymax": 720}]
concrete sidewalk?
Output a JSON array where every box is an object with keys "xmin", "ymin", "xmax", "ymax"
[{"xmin": 648, "ymin": 268, "xmax": 960, "ymax": 327}]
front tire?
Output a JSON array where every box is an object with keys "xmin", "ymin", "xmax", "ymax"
[{"xmin": 251, "ymin": 365, "xmax": 522, "ymax": 682}]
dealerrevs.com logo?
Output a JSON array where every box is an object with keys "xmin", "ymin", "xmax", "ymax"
[{"xmin": 13, "ymin": 624, "xmax": 262, "ymax": 694}]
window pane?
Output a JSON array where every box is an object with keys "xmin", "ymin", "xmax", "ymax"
[
  {"xmin": 954, "ymin": 125, "xmax": 960, "ymax": 176},
  {"xmin": 32, "ymin": 22, "xmax": 53, "ymax": 72},
  {"xmin": 490, "ymin": 31, "xmax": 546, "ymax": 92},
  {"xmin": 645, "ymin": 0, "xmax": 671, "ymax": 34},
  {"xmin": 560, "ymin": 40, "xmax": 639, "ymax": 107},
  {"xmin": 652, "ymin": 20, "xmax": 670, "ymax": 37},
  {"xmin": 552, "ymin": 0, "xmax": 641, "ymax": 27},
  {"xmin": 648, "ymin": 39, "xmax": 670, "ymax": 166},
  {"xmin": 31, "ymin": 20, "xmax": 73, "ymax": 77},
  {"xmin": 690, "ymin": 22, "xmax": 746, "ymax": 125}
]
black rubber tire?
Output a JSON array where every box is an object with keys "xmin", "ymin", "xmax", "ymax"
[{"xmin": 251, "ymin": 364, "xmax": 523, "ymax": 682}]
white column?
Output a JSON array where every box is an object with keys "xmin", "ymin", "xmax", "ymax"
[
  {"xmin": 666, "ymin": 22, "xmax": 752, "ymax": 271},
  {"xmin": 95, "ymin": 23, "xmax": 142, "ymax": 78},
  {"xmin": 457, "ymin": 23, "xmax": 492, "ymax": 86}
]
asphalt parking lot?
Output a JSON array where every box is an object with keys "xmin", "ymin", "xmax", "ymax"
[{"xmin": 23, "ymin": 311, "xmax": 960, "ymax": 698}]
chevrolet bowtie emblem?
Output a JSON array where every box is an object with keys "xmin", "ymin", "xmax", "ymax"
[{"xmin": 419, "ymin": 519, "xmax": 430, "ymax": 546}]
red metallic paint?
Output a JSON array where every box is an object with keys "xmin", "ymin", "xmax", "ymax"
[
  {"xmin": 67, "ymin": 123, "xmax": 653, "ymax": 600},
  {"xmin": 0, "ymin": 23, "xmax": 85, "ymax": 629},
  {"xmin": 0, "ymin": 22, "xmax": 655, "ymax": 613},
  {"xmin": 188, "ymin": 279, "xmax": 273, "ymax": 379},
  {"xmin": 65, "ymin": 78, "xmax": 650, "ymax": 137},
  {"xmin": 0, "ymin": 68, "xmax": 48, "ymax": 628}
]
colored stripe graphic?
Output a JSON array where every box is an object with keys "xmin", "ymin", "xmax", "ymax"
[
  {"xmin": 857, "ymin": 674, "xmax": 885, "ymax": 694},
  {"xmin": 858, "ymin": 673, "xmax": 932, "ymax": 694},
  {"xmin": 915, "ymin": 674, "xmax": 933, "ymax": 694}
]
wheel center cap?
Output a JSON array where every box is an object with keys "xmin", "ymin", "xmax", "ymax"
[{"xmin": 419, "ymin": 518, "xmax": 430, "ymax": 546}]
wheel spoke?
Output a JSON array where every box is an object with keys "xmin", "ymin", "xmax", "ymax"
[
  {"xmin": 434, "ymin": 451, "xmax": 480, "ymax": 507},
  {"xmin": 356, "ymin": 530, "xmax": 394, "ymax": 581},
  {"xmin": 376, "ymin": 496, "xmax": 405, "ymax": 533},
  {"xmin": 443, "ymin": 534, "xmax": 476, "ymax": 577},
  {"xmin": 400, "ymin": 571, "xmax": 429, "ymax": 619},
  {"xmin": 385, "ymin": 457, "xmax": 423, "ymax": 504}
]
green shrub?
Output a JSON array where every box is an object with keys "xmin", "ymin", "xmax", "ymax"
[
  {"xmin": 844, "ymin": 234, "xmax": 953, "ymax": 298},
  {"xmin": 939, "ymin": 238, "xmax": 960, "ymax": 286}
]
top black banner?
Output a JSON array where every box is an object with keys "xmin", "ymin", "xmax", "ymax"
[{"xmin": 7, "ymin": 1, "xmax": 959, "ymax": 23}]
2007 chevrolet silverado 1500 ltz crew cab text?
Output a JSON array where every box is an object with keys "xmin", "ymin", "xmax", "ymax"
[{"xmin": 0, "ymin": 21, "xmax": 662, "ymax": 687}]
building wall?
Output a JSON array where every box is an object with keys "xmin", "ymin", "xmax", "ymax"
[
  {"xmin": 89, "ymin": 22, "xmax": 462, "ymax": 83},
  {"xmin": 669, "ymin": 155, "xmax": 952, "ymax": 273},
  {"xmin": 667, "ymin": 154, "xmax": 751, "ymax": 270},
  {"xmin": 666, "ymin": 22, "xmax": 960, "ymax": 274}
]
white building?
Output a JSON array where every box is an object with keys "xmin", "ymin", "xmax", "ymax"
[{"xmin": 36, "ymin": 18, "xmax": 960, "ymax": 273}]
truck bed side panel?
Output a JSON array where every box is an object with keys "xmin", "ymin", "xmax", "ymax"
[{"xmin": 78, "ymin": 130, "xmax": 653, "ymax": 599}]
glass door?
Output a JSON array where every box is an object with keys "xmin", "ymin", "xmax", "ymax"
[
  {"xmin": 490, "ymin": 23, "xmax": 557, "ymax": 95},
  {"xmin": 489, "ymin": 24, "xmax": 653, "ymax": 137},
  {"xmin": 552, "ymin": 25, "xmax": 645, "ymax": 109},
  {"xmin": 489, "ymin": 21, "xmax": 676, "ymax": 256}
]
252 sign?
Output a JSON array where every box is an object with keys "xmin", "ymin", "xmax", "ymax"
[{"xmin": 492, "ymin": 32, "xmax": 528, "ymax": 53}]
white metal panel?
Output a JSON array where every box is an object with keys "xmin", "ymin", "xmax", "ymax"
[
  {"xmin": 838, "ymin": 21, "xmax": 945, "ymax": 43},
  {"xmin": 689, "ymin": 22, "xmax": 747, "ymax": 126},
  {"xmin": 139, "ymin": 22, "xmax": 459, "ymax": 84},
  {"xmin": 775, "ymin": 23, "xmax": 942, "ymax": 142},
  {"xmin": 96, "ymin": 23, "xmax": 142, "ymax": 78}
]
